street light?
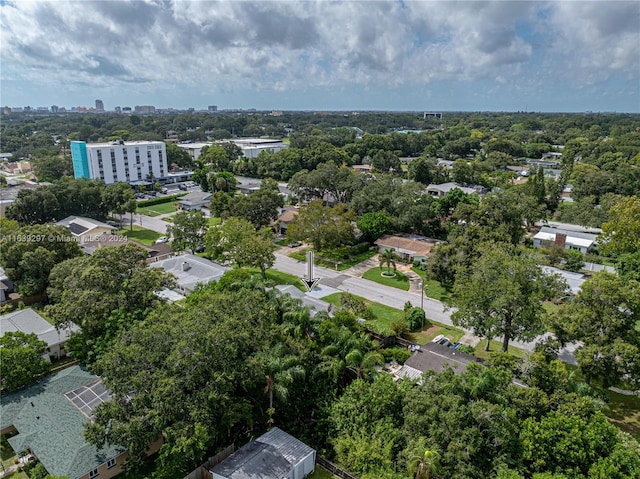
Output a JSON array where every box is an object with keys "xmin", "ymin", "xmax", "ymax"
[{"xmin": 418, "ymin": 281, "xmax": 424, "ymax": 329}]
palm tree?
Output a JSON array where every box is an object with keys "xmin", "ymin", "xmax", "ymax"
[
  {"xmin": 260, "ymin": 344, "xmax": 305, "ymax": 411},
  {"xmin": 282, "ymin": 306, "xmax": 322, "ymax": 342},
  {"xmin": 345, "ymin": 349, "xmax": 385, "ymax": 379},
  {"xmin": 378, "ymin": 249, "xmax": 399, "ymax": 276},
  {"xmin": 414, "ymin": 449, "xmax": 440, "ymax": 479}
]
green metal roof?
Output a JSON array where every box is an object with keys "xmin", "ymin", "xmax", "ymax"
[{"xmin": 0, "ymin": 365, "xmax": 124, "ymax": 479}]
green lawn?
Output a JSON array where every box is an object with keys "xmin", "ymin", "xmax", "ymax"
[
  {"xmin": 1, "ymin": 433, "xmax": 28, "ymax": 479},
  {"xmin": 207, "ymin": 217, "xmax": 221, "ymax": 226},
  {"xmin": 136, "ymin": 201, "xmax": 177, "ymax": 217},
  {"xmin": 308, "ymin": 467, "xmax": 337, "ymax": 479},
  {"xmin": 242, "ymin": 268, "xmax": 307, "ymax": 291},
  {"xmin": 410, "ymin": 267, "xmax": 451, "ymax": 302},
  {"xmin": 362, "ymin": 267, "xmax": 410, "ymax": 291},
  {"xmin": 322, "ymin": 292, "xmax": 465, "ymax": 343},
  {"xmin": 472, "ymin": 339, "xmax": 528, "ymax": 361},
  {"xmin": 606, "ymin": 390, "xmax": 640, "ymax": 441},
  {"xmin": 118, "ymin": 226, "xmax": 162, "ymax": 246}
]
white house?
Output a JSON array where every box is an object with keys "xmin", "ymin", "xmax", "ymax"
[
  {"xmin": 71, "ymin": 140, "xmax": 168, "ymax": 185},
  {"xmin": 533, "ymin": 226, "xmax": 599, "ymax": 254},
  {"xmin": 210, "ymin": 427, "xmax": 315, "ymax": 479},
  {"xmin": 0, "ymin": 308, "xmax": 79, "ymax": 361},
  {"xmin": 149, "ymin": 254, "xmax": 229, "ymax": 294},
  {"xmin": 425, "ymin": 182, "xmax": 478, "ymax": 197}
]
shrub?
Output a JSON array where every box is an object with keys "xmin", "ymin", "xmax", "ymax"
[
  {"xmin": 456, "ymin": 344, "xmax": 475, "ymax": 355},
  {"xmin": 137, "ymin": 193, "xmax": 187, "ymax": 207},
  {"xmin": 380, "ymin": 347, "xmax": 412, "ymax": 364}
]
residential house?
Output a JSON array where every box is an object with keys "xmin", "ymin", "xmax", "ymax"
[
  {"xmin": 0, "ymin": 308, "xmax": 78, "ymax": 361},
  {"xmin": 533, "ymin": 224, "xmax": 600, "ymax": 254},
  {"xmin": 275, "ymin": 207, "xmax": 298, "ymax": 235},
  {"xmin": 0, "ymin": 365, "xmax": 162, "ymax": 479},
  {"xmin": 56, "ymin": 216, "xmax": 116, "ymax": 244},
  {"xmin": 178, "ymin": 191, "xmax": 212, "ymax": 211},
  {"xmin": 275, "ymin": 285, "xmax": 332, "ymax": 317},
  {"xmin": 374, "ymin": 234, "xmax": 437, "ymax": 263},
  {"xmin": 149, "ymin": 253, "xmax": 229, "ymax": 294},
  {"xmin": 425, "ymin": 182, "xmax": 479, "ymax": 197},
  {"xmin": 352, "ymin": 164, "xmax": 374, "ymax": 173},
  {"xmin": 393, "ymin": 342, "xmax": 482, "ymax": 382},
  {"xmin": 541, "ymin": 266, "xmax": 586, "ymax": 296},
  {"xmin": 210, "ymin": 427, "xmax": 316, "ymax": 479}
]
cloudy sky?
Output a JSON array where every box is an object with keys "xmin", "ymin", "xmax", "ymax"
[{"xmin": 1, "ymin": 0, "xmax": 638, "ymax": 112}]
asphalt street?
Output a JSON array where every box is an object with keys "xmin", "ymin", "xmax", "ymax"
[{"xmin": 273, "ymin": 251, "xmax": 579, "ymax": 363}]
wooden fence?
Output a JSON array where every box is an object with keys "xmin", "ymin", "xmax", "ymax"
[
  {"xmin": 183, "ymin": 444, "xmax": 234, "ymax": 479},
  {"xmin": 316, "ymin": 455, "xmax": 359, "ymax": 479}
]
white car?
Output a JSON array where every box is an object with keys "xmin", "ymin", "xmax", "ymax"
[{"xmin": 155, "ymin": 236, "xmax": 168, "ymax": 244}]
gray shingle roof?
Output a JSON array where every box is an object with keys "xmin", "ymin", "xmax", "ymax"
[
  {"xmin": 404, "ymin": 343, "xmax": 481, "ymax": 375},
  {"xmin": 0, "ymin": 308, "xmax": 79, "ymax": 347},
  {"xmin": 0, "ymin": 366, "xmax": 124, "ymax": 479}
]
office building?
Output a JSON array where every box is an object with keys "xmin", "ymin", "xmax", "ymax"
[
  {"xmin": 95, "ymin": 99, "xmax": 104, "ymax": 112},
  {"xmin": 208, "ymin": 105, "xmax": 218, "ymax": 112},
  {"xmin": 71, "ymin": 140, "xmax": 167, "ymax": 185},
  {"xmin": 134, "ymin": 105, "xmax": 155, "ymax": 114}
]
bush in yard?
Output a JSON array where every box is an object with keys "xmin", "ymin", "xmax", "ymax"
[
  {"xmin": 380, "ymin": 347, "xmax": 412, "ymax": 364},
  {"xmin": 564, "ymin": 249, "xmax": 585, "ymax": 272},
  {"xmin": 405, "ymin": 307, "xmax": 426, "ymax": 331},
  {"xmin": 456, "ymin": 344, "xmax": 475, "ymax": 355}
]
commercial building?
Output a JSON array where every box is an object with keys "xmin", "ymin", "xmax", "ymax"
[
  {"xmin": 95, "ymin": 99, "xmax": 104, "ymax": 112},
  {"xmin": 70, "ymin": 140, "xmax": 167, "ymax": 185}
]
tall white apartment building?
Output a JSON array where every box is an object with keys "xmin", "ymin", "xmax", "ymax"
[{"xmin": 71, "ymin": 140, "xmax": 167, "ymax": 185}]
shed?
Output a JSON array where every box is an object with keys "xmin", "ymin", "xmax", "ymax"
[{"xmin": 210, "ymin": 427, "xmax": 316, "ymax": 479}]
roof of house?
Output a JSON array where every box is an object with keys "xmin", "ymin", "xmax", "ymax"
[
  {"xmin": 534, "ymin": 226, "xmax": 598, "ymax": 248},
  {"xmin": 0, "ymin": 366, "xmax": 124, "ymax": 479},
  {"xmin": 210, "ymin": 427, "xmax": 314, "ymax": 479},
  {"xmin": 541, "ymin": 266, "xmax": 586, "ymax": 295},
  {"xmin": 402, "ymin": 342, "xmax": 481, "ymax": 376},
  {"xmin": 275, "ymin": 285, "xmax": 331, "ymax": 316},
  {"xmin": 0, "ymin": 308, "xmax": 79, "ymax": 347},
  {"xmin": 178, "ymin": 191, "xmax": 212, "ymax": 206},
  {"xmin": 535, "ymin": 221, "xmax": 602, "ymax": 235},
  {"xmin": 149, "ymin": 254, "xmax": 229, "ymax": 292},
  {"xmin": 374, "ymin": 234, "xmax": 436, "ymax": 257},
  {"xmin": 277, "ymin": 208, "xmax": 298, "ymax": 224},
  {"xmin": 426, "ymin": 182, "xmax": 477, "ymax": 195},
  {"xmin": 56, "ymin": 216, "xmax": 114, "ymax": 236}
]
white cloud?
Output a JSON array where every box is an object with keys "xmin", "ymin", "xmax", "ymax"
[{"xmin": 0, "ymin": 0, "xmax": 637, "ymax": 105}]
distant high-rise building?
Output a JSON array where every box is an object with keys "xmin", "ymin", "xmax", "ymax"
[
  {"xmin": 3, "ymin": 106, "xmax": 11, "ymax": 115},
  {"xmin": 114, "ymin": 106, "xmax": 121, "ymax": 114},
  {"xmin": 208, "ymin": 105, "xmax": 218, "ymax": 112},
  {"xmin": 51, "ymin": 105, "xmax": 59, "ymax": 113},
  {"xmin": 95, "ymin": 99, "xmax": 104, "ymax": 112},
  {"xmin": 134, "ymin": 105, "xmax": 155, "ymax": 114},
  {"xmin": 122, "ymin": 107, "xmax": 132, "ymax": 114}
]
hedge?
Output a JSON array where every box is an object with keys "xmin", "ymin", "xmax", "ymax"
[{"xmin": 137, "ymin": 193, "xmax": 187, "ymax": 207}]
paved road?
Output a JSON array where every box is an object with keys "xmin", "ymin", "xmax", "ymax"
[
  {"xmin": 273, "ymin": 251, "xmax": 579, "ymax": 363},
  {"xmin": 127, "ymin": 213, "xmax": 169, "ymax": 234}
]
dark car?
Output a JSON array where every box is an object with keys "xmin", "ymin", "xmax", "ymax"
[{"xmin": 194, "ymin": 245, "xmax": 206, "ymax": 253}]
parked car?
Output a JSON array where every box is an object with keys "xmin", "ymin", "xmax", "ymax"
[
  {"xmin": 106, "ymin": 220, "xmax": 120, "ymax": 228},
  {"xmin": 288, "ymin": 241, "xmax": 302, "ymax": 248},
  {"xmin": 432, "ymin": 335, "xmax": 451, "ymax": 347},
  {"xmin": 194, "ymin": 245, "xmax": 206, "ymax": 253},
  {"xmin": 155, "ymin": 236, "xmax": 168, "ymax": 244}
]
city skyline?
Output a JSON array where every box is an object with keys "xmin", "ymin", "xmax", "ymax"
[{"xmin": 1, "ymin": 1, "xmax": 639, "ymax": 113}]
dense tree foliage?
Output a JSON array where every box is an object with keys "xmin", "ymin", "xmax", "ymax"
[
  {"xmin": 0, "ymin": 224, "xmax": 83, "ymax": 295},
  {"xmin": 0, "ymin": 331, "xmax": 50, "ymax": 392},
  {"xmin": 166, "ymin": 210, "xmax": 207, "ymax": 253},
  {"xmin": 287, "ymin": 200, "xmax": 355, "ymax": 251},
  {"xmin": 46, "ymin": 244, "xmax": 174, "ymax": 363}
]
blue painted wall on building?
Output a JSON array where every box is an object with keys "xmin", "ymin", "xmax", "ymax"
[{"xmin": 70, "ymin": 141, "xmax": 90, "ymax": 179}]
